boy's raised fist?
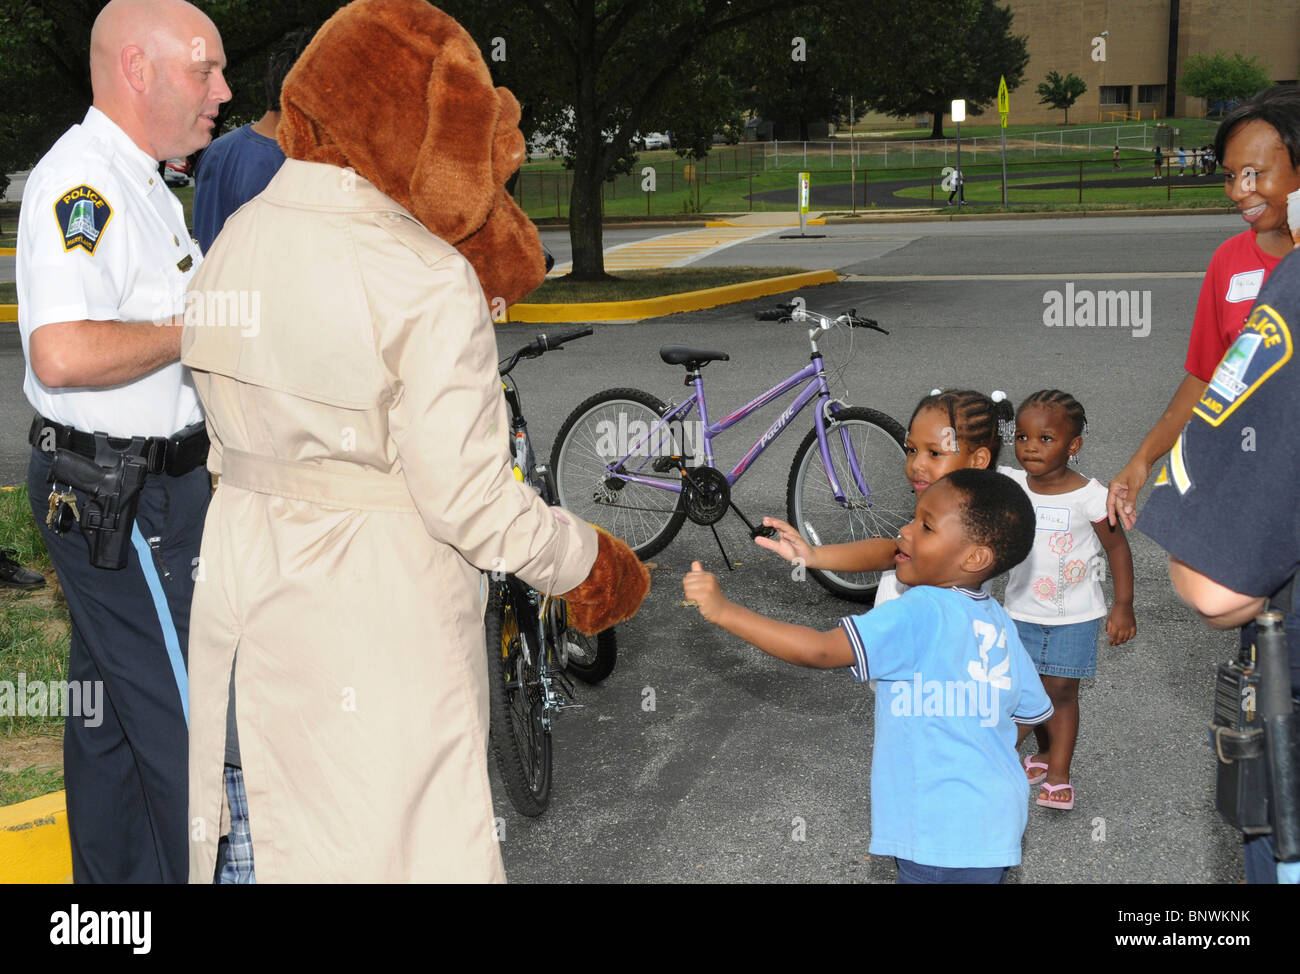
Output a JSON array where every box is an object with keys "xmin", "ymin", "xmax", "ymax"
[{"xmin": 682, "ymin": 561, "xmax": 726, "ymax": 621}]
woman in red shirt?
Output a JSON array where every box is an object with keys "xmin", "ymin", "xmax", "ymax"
[{"xmin": 1108, "ymin": 86, "xmax": 1300, "ymax": 528}]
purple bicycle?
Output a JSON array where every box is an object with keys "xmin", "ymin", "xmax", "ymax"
[{"xmin": 550, "ymin": 302, "xmax": 913, "ymax": 602}]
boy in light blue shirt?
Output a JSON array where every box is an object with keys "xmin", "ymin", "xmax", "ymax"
[{"xmin": 684, "ymin": 468, "xmax": 1053, "ymax": 883}]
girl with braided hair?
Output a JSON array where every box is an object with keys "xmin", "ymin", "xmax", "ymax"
[
  {"xmin": 757, "ymin": 389, "xmax": 1014, "ymax": 606},
  {"xmin": 1001, "ymin": 390, "xmax": 1136, "ymax": 811}
]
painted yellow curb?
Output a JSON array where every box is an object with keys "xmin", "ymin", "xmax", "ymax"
[
  {"xmin": 704, "ymin": 218, "xmax": 826, "ymax": 228},
  {"xmin": 0, "ymin": 790, "xmax": 73, "ymax": 884},
  {"xmin": 0, "ymin": 304, "xmax": 15, "ymax": 323},
  {"xmin": 507, "ymin": 270, "xmax": 839, "ymax": 323}
]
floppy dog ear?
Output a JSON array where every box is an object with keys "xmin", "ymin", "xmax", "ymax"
[
  {"xmin": 406, "ymin": 28, "xmax": 499, "ymax": 245},
  {"xmin": 278, "ymin": 0, "xmax": 545, "ymax": 304}
]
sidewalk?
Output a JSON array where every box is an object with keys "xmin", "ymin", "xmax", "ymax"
[{"xmin": 547, "ymin": 213, "xmax": 826, "ymax": 275}]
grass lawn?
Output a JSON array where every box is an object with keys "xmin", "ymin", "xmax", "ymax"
[
  {"xmin": 894, "ymin": 175, "xmax": 1230, "ymax": 206},
  {"xmin": 529, "ymin": 266, "xmax": 810, "ymax": 303},
  {"xmin": 0, "ymin": 485, "xmax": 68, "ymax": 805}
]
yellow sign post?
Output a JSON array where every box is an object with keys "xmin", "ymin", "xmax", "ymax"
[
  {"xmin": 998, "ymin": 75, "xmax": 1010, "ymax": 206},
  {"xmin": 798, "ymin": 171, "xmax": 811, "ymax": 234}
]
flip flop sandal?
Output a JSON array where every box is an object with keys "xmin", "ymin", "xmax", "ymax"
[
  {"xmin": 1022, "ymin": 755, "xmax": 1048, "ymax": 786},
  {"xmin": 1037, "ymin": 782, "xmax": 1074, "ymax": 810}
]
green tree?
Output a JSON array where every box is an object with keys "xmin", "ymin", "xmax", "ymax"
[
  {"xmin": 0, "ymin": 0, "xmax": 339, "ymax": 210},
  {"xmin": 858, "ymin": 0, "xmax": 1028, "ymax": 139},
  {"xmin": 1036, "ymin": 70, "xmax": 1087, "ymax": 125},
  {"xmin": 1179, "ymin": 51, "xmax": 1274, "ymax": 114},
  {"xmin": 726, "ymin": 7, "xmax": 861, "ymax": 142},
  {"xmin": 0, "ymin": 0, "xmax": 100, "ymax": 210},
  {"xmin": 442, "ymin": 0, "xmax": 828, "ymax": 280}
]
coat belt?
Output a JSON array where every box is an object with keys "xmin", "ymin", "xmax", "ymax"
[{"xmin": 220, "ymin": 448, "xmax": 419, "ymax": 512}]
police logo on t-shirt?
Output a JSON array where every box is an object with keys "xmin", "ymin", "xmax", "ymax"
[
  {"xmin": 54, "ymin": 185, "xmax": 113, "ymax": 255},
  {"xmin": 1195, "ymin": 303, "xmax": 1292, "ymax": 427}
]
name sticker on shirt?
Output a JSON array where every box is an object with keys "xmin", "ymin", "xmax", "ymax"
[
  {"xmin": 1195, "ymin": 304, "xmax": 1292, "ymax": 426},
  {"xmin": 1035, "ymin": 506, "xmax": 1070, "ymax": 532},
  {"xmin": 1225, "ymin": 269, "xmax": 1265, "ymax": 304},
  {"xmin": 54, "ymin": 184, "xmax": 113, "ymax": 255}
]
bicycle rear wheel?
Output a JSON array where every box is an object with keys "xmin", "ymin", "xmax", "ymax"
[
  {"xmin": 486, "ymin": 579, "xmax": 552, "ymax": 817},
  {"xmin": 787, "ymin": 406, "xmax": 911, "ymax": 603},
  {"xmin": 551, "ymin": 388, "xmax": 687, "ymax": 559}
]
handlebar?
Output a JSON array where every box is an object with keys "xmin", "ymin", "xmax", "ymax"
[
  {"xmin": 755, "ymin": 301, "xmax": 889, "ymax": 335},
  {"xmin": 499, "ymin": 326, "xmax": 594, "ymax": 376}
]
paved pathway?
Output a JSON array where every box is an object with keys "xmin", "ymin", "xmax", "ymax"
[{"xmin": 548, "ymin": 214, "xmax": 823, "ymax": 275}]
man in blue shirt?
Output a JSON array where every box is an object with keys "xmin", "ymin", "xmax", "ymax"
[
  {"xmin": 684, "ymin": 468, "xmax": 1052, "ymax": 883},
  {"xmin": 193, "ymin": 29, "xmax": 311, "ymax": 252}
]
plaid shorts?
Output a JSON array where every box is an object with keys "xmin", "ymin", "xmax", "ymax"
[{"xmin": 214, "ymin": 764, "xmax": 256, "ymax": 884}]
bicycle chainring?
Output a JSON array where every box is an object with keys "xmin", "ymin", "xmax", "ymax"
[{"xmin": 682, "ymin": 466, "xmax": 731, "ymax": 525}]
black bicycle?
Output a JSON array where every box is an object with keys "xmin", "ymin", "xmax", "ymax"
[{"xmin": 488, "ymin": 327, "xmax": 617, "ymax": 817}]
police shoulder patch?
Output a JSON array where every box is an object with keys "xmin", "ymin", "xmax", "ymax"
[
  {"xmin": 54, "ymin": 184, "xmax": 113, "ymax": 255},
  {"xmin": 1194, "ymin": 303, "xmax": 1292, "ymax": 427}
]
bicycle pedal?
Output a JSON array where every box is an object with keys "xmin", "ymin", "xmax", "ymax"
[{"xmin": 652, "ymin": 455, "xmax": 684, "ymax": 473}]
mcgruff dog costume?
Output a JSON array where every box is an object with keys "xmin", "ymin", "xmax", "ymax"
[{"xmin": 182, "ymin": 0, "xmax": 649, "ymax": 882}]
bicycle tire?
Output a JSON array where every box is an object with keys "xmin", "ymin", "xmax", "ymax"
[
  {"xmin": 551, "ymin": 388, "xmax": 688, "ymax": 559},
  {"xmin": 562, "ymin": 624, "xmax": 618, "ymax": 684},
  {"xmin": 485, "ymin": 579, "xmax": 552, "ymax": 817},
  {"xmin": 786, "ymin": 406, "xmax": 912, "ymax": 603}
]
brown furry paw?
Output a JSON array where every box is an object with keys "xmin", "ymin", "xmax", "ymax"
[{"xmin": 561, "ymin": 530, "xmax": 650, "ymax": 634}]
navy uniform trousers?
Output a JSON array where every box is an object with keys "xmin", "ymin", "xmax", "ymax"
[{"xmin": 27, "ymin": 444, "xmax": 210, "ymax": 883}]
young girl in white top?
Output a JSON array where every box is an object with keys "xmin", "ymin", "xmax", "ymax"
[
  {"xmin": 757, "ymin": 389, "xmax": 1014, "ymax": 604},
  {"xmin": 1000, "ymin": 390, "xmax": 1137, "ymax": 810}
]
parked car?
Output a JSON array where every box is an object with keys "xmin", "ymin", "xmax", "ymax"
[
  {"xmin": 163, "ymin": 158, "xmax": 190, "ymax": 187},
  {"xmin": 642, "ymin": 132, "xmax": 671, "ymax": 150}
]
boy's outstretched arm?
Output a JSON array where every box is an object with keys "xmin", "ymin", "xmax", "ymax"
[
  {"xmin": 755, "ymin": 517, "xmax": 899, "ymax": 573},
  {"xmin": 683, "ymin": 561, "xmax": 854, "ymax": 669},
  {"xmin": 1092, "ymin": 517, "xmax": 1136, "ymax": 645}
]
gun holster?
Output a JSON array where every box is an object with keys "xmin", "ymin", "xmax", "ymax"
[
  {"xmin": 1210, "ymin": 577, "xmax": 1300, "ymax": 862},
  {"xmin": 49, "ymin": 442, "xmax": 149, "ymax": 571}
]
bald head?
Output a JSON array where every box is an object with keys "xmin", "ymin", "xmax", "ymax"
[{"xmin": 90, "ymin": 0, "xmax": 231, "ymax": 160}]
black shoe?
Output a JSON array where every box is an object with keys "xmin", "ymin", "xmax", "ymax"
[{"xmin": 0, "ymin": 549, "xmax": 45, "ymax": 590}]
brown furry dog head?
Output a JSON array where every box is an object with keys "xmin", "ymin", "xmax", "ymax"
[{"xmin": 278, "ymin": 0, "xmax": 544, "ymax": 305}]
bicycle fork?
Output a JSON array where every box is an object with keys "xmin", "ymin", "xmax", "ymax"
[
  {"xmin": 814, "ymin": 399, "xmax": 872, "ymax": 503},
  {"xmin": 521, "ymin": 588, "xmax": 581, "ymax": 732}
]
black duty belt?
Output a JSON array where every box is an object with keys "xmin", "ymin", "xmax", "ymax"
[{"xmin": 29, "ymin": 414, "xmax": 209, "ymax": 477}]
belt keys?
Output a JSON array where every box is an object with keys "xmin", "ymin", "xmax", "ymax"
[{"xmin": 46, "ymin": 486, "xmax": 80, "ymax": 535}]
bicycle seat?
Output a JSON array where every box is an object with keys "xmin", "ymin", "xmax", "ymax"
[{"xmin": 659, "ymin": 345, "xmax": 730, "ymax": 369}]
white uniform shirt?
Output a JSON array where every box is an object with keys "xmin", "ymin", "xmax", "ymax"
[{"xmin": 18, "ymin": 107, "xmax": 203, "ymax": 438}]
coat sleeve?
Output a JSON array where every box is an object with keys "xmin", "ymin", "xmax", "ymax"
[{"xmin": 365, "ymin": 225, "xmax": 597, "ymax": 594}]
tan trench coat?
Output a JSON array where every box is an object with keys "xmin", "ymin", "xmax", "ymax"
[{"xmin": 181, "ymin": 159, "xmax": 597, "ymax": 882}]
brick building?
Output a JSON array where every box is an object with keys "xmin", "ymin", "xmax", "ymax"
[{"xmin": 1003, "ymin": 0, "xmax": 1298, "ymax": 125}]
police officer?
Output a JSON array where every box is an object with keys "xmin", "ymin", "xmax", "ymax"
[
  {"xmin": 1138, "ymin": 248, "xmax": 1300, "ymax": 884},
  {"xmin": 16, "ymin": 0, "xmax": 229, "ymax": 882}
]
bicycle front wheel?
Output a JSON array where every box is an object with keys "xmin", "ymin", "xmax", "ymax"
[
  {"xmin": 551, "ymin": 388, "xmax": 687, "ymax": 559},
  {"xmin": 486, "ymin": 579, "xmax": 552, "ymax": 817},
  {"xmin": 787, "ymin": 406, "xmax": 911, "ymax": 603},
  {"xmin": 562, "ymin": 624, "xmax": 617, "ymax": 685}
]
